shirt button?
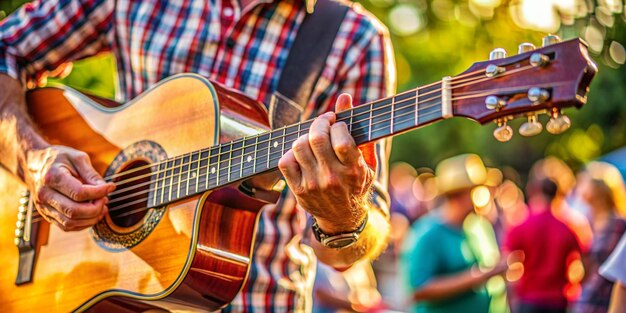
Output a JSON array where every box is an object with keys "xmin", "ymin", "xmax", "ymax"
[{"xmin": 223, "ymin": 7, "xmax": 234, "ymax": 18}]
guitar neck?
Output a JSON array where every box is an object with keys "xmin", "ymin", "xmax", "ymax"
[{"xmin": 147, "ymin": 79, "xmax": 451, "ymax": 208}]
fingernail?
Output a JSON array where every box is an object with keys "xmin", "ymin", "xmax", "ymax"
[
  {"xmin": 108, "ymin": 185, "xmax": 116, "ymax": 193},
  {"xmin": 104, "ymin": 197, "xmax": 109, "ymax": 204}
]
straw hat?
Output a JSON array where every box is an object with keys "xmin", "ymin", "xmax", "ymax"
[{"xmin": 436, "ymin": 154, "xmax": 487, "ymax": 195}]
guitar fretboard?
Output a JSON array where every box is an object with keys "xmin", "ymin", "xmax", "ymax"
[{"xmin": 147, "ymin": 80, "xmax": 448, "ymax": 208}]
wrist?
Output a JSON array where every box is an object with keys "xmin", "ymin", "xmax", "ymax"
[{"xmin": 314, "ymin": 206, "xmax": 368, "ymax": 235}]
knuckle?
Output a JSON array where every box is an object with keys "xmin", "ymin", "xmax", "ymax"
[
  {"xmin": 323, "ymin": 174, "xmax": 340, "ymax": 189},
  {"xmin": 309, "ymin": 133, "xmax": 327, "ymax": 148},
  {"xmin": 334, "ymin": 142, "xmax": 351, "ymax": 156},
  {"xmin": 35, "ymin": 188, "xmax": 49, "ymax": 204},
  {"xmin": 292, "ymin": 185, "xmax": 307, "ymax": 196},
  {"xmin": 75, "ymin": 151, "xmax": 89, "ymax": 161},
  {"xmin": 306, "ymin": 181, "xmax": 319, "ymax": 192},
  {"xmin": 42, "ymin": 168, "xmax": 57, "ymax": 186}
]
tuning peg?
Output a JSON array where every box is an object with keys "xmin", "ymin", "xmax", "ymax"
[
  {"xmin": 542, "ymin": 34, "xmax": 561, "ymax": 47},
  {"xmin": 528, "ymin": 87, "xmax": 549, "ymax": 104},
  {"xmin": 519, "ymin": 114, "xmax": 543, "ymax": 136},
  {"xmin": 485, "ymin": 96, "xmax": 506, "ymax": 110},
  {"xmin": 489, "ymin": 48, "xmax": 507, "ymax": 60},
  {"xmin": 493, "ymin": 120, "xmax": 513, "ymax": 142},
  {"xmin": 546, "ymin": 111, "xmax": 571, "ymax": 134},
  {"xmin": 518, "ymin": 43, "xmax": 536, "ymax": 54},
  {"xmin": 530, "ymin": 53, "xmax": 550, "ymax": 67}
]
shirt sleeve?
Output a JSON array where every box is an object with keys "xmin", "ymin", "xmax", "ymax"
[
  {"xmin": 310, "ymin": 6, "xmax": 396, "ymax": 216},
  {"xmin": 0, "ymin": 0, "xmax": 114, "ymax": 83},
  {"xmin": 600, "ymin": 231, "xmax": 626, "ymax": 284}
]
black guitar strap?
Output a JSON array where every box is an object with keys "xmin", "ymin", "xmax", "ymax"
[{"xmin": 270, "ymin": 0, "xmax": 349, "ymax": 128}]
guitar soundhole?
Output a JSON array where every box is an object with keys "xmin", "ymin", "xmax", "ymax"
[{"xmin": 108, "ymin": 160, "xmax": 152, "ymax": 228}]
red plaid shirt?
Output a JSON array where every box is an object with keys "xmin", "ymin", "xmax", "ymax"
[{"xmin": 0, "ymin": 0, "xmax": 394, "ymax": 311}]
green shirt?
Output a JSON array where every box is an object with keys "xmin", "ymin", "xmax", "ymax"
[{"xmin": 400, "ymin": 213, "xmax": 491, "ymax": 313}]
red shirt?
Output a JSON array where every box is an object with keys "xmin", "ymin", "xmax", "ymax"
[{"xmin": 504, "ymin": 208, "xmax": 581, "ymax": 308}]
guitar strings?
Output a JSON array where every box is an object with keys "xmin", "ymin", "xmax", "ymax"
[
  {"xmin": 106, "ymin": 108, "xmax": 448, "ymax": 218},
  {"xmin": 101, "ymin": 67, "xmax": 490, "ymax": 182},
  {"xmin": 107, "ymin": 91, "xmax": 445, "ymax": 194},
  {"xmin": 31, "ymin": 106, "xmax": 447, "ymax": 223},
  {"xmin": 106, "ymin": 94, "xmax": 446, "ymax": 204},
  {"xmin": 105, "ymin": 66, "xmax": 529, "ymax": 190},
  {"xmin": 31, "ymin": 65, "xmax": 545, "ymax": 223},
  {"xmin": 106, "ymin": 63, "xmax": 538, "ymax": 193},
  {"xmin": 98, "ymin": 72, "xmax": 563, "ymax": 216}
]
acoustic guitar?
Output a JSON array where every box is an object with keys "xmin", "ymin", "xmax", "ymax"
[{"xmin": 0, "ymin": 37, "xmax": 596, "ymax": 312}]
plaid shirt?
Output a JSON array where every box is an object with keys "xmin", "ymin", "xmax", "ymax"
[{"xmin": 0, "ymin": 0, "xmax": 393, "ymax": 311}]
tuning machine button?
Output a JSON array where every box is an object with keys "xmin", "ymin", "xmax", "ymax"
[
  {"xmin": 528, "ymin": 87, "xmax": 550, "ymax": 104},
  {"xmin": 530, "ymin": 53, "xmax": 550, "ymax": 67},
  {"xmin": 519, "ymin": 114, "xmax": 543, "ymax": 136},
  {"xmin": 493, "ymin": 120, "xmax": 513, "ymax": 142},
  {"xmin": 518, "ymin": 43, "xmax": 536, "ymax": 54},
  {"xmin": 542, "ymin": 34, "xmax": 561, "ymax": 47},
  {"xmin": 485, "ymin": 96, "xmax": 506, "ymax": 110},
  {"xmin": 547, "ymin": 110, "xmax": 571, "ymax": 134},
  {"xmin": 489, "ymin": 48, "xmax": 507, "ymax": 60}
]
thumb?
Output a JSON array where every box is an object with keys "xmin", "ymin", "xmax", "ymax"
[{"xmin": 71, "ymin": 152, "xmax": 115, "ymax": 192}]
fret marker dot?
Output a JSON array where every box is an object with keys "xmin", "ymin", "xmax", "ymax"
[
  {"xmin": 191, "ymin": 172, "xmax": 196, "ymax": 178},
  {"xmin": 211, "ymin": 167, "xmax": 216, "ymax": 174},
  {"xmin": 273, "ymin": 141, "xmax": 278, "ymax": 148},
  {"xmin": 247, "ymin": 156, "xmax": 252, "ymax": 162}
]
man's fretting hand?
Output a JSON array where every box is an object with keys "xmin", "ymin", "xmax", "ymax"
[
  {"xmin": 278, "ymin": 94, "xmax": 374, "ymax": 234},
  {"xmin": 25, "ymin": 146, "xmax": 115, "ymax": 231}
]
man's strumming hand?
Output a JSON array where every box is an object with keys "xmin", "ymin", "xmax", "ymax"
[
  {"xmin": 278, "ymin": 93, "xmax": 374, "ymax": 234},
  {"xmin": 24, "ymin": 146, "xmax": 115, "ymax": 231}
]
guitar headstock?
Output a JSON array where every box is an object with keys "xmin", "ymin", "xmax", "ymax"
[{"xmin": 451, "ymin": 36, "xmax": 597, "ymax": 142}]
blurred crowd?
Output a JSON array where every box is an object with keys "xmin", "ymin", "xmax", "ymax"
[{"xmin": 312, "ymin": 154, "xmax": 626, "ymax": 313}]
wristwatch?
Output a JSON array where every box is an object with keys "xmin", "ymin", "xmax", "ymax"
[{"xmin": 311, "ymin": 213, "xmax": 368, "ymax": 249}]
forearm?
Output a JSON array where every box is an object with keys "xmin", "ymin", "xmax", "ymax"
[
  {"xmin": 311, "ymin": 204, "xmax": 389, "ymax": 269},
  {"xmin": 0, "ymin": 74, "xmax": 49, "ymax": 180},
  {"xmin": 412, "ymin": 267, "xmax": 490, "ymax": 301}
]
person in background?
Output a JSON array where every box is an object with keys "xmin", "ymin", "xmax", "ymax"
[
  {"xmin": 400, "ymin": 154, "xmax": 507, "ymax": 313},
  {"xmin": 503, "ymin": 177, "xmax": 581, "ymax": 313},
  {"xmin": 599, "ymin": 231, "xmax": 626, "ymax": 313},
  {"xmin": 572, "ymin": 162, "xmax": 626, "ymax": 313}
]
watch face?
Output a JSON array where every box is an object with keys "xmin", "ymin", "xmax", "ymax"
[{"xmin": 324, "ymin": 235, "xmax": 358, "ymax": 249}]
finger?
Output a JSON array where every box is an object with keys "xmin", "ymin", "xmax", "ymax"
[
  {"xmin": 291, "ymin": 134, "xmax": 317, "ymax": 171},
  {"xmin": 46, "ymin": 191, "xmax": 107, "ymax": 220},
  {"xmin": 334, "ymin": 93, "xmax": 353, "ymax": 112},
  {"xmin": 46, "ymin": 165, "xmax": 112, "ymax": 202},
  {"xmin": 69, "ymin": 151, "xmax": 115, "ymax": 189},
  {"xmin": 41, "ymin": 203, "xmax": 101, "ymax": 231},
  {"xmin": 330, "ymin": 122, "xmax": 360, "ymax": 165},
  {"xmin": 308, "ymin": 113, "xmax": 338, "ymax": 165},
  {"xmin": 278, "ymin": 150, "xmax": 302, "ymax": 190}
]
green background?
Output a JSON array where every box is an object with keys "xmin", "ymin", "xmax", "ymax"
[{"xmin": 2, "ymin": 0, "xmax": 625, "ymax": 177}]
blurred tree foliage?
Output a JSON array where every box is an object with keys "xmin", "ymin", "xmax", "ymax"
[{"xmin": 1, "ymin": 0, "xmax": 625, "ymax": 175}]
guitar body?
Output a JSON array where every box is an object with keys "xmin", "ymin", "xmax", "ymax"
[{"xmin": 0, "ymin": 74, "xmax": 271, "ymax": 312}]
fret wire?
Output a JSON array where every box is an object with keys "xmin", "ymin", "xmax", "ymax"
[
  {"xmin": 195, "ymin": 150, "xmax": 200, "ymax": 193},
  {"xmin": 267, "ymin": 132, "xmax": 272, "ymax": 170},
  {"xmin": 253, "ymin": 135, "xmax": 258, "ymax": 174},
  {"xmin": 415, "ymin": 88, "xmax": 419, "ymax": 126},
  {"xmin": 239, "ymin": 137, "xmax": 246, "ymax": 179},
  {"xmin": 390, "ymin": 96, "xmax": 395, "ymax": 133},
  {"xmin": 367, "ymin": 102, "xmax": 373, "ymax": 141}
]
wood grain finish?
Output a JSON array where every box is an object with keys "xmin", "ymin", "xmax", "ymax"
[{"xmin": 0, "ymin": 74, "xmax": 271, "ymax": 312}]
